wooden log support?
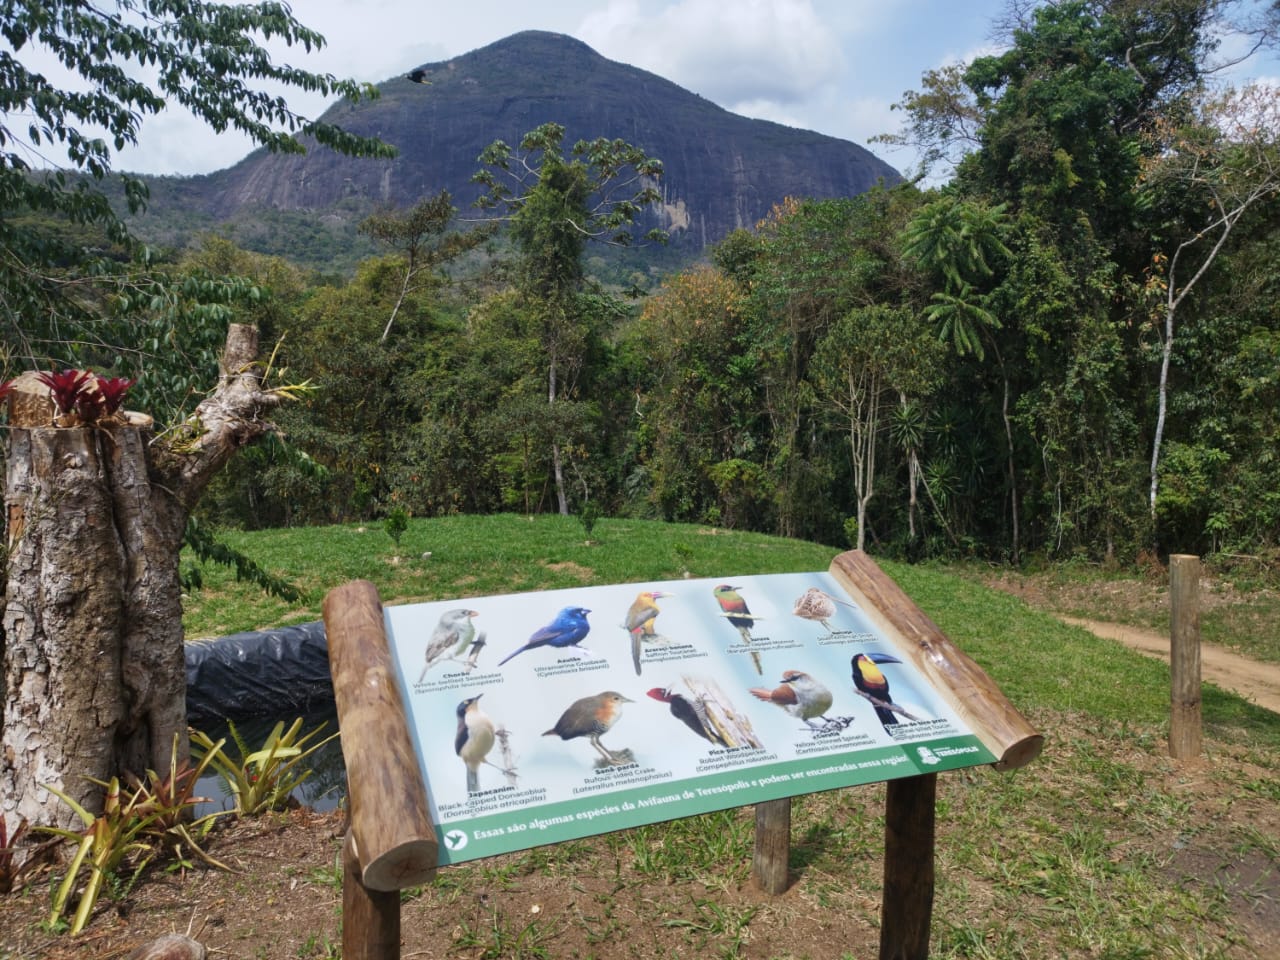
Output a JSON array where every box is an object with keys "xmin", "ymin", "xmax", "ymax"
[
  {"xmin": 342, "ymin": 833, "xmax": 401, "ymax": 960},
  {"xmin": 829, "ymin": 551, "xmax": 1044, "ymax": 771},
  {"xmin": 1169, "ymin": 554, "xmax": 1202, "ymax": 760},
  {"xmin": 880, "ymin": 774, "xmax": 937, "ymax": 960},
  {"xmin": 324, "ymin": 580, "xmax": 439, "ymax": 960},
  {"xmin": 752, "ymin": 797, "xmax": 791, "ymax": 894}
]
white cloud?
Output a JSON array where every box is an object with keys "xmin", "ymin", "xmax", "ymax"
[{"xmin": 579, "ymin": 0, "xmax": 844, "ymax": 106}]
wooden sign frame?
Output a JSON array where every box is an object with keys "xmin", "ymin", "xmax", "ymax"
[{"xmin": 322, "ymin": 550, "xmax": 1043, "ymax": 960}]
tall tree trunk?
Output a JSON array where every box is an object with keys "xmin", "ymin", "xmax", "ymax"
[
  {"xmin": 548, "ymin": 353, "xmax": 569, "ymax": 516},
  {"xmin": 2, "ymin": 324, "xmax": 281, "ymax": 829}
]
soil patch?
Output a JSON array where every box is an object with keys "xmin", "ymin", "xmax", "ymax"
[{"xmin": 1057, "ymin": 616, "xmax": 1280, "ymax": 714}]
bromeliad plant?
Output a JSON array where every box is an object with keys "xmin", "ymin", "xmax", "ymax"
[
  {"xmin": 0, "ymin": 814, "xmax": 54, "ymax": 895},
  {"xmin": 35, "ymin": 368, "xmax": 93, "ymax": 420},
  {"xmin": 31, "ymin": 369, "xmax": 135, "ymax": 426},
  {"xmin": 43, "ymin": 777, "xmax": 161, "ymax": 935},
  {"xmin": 42, "ymin": 735, "xmax": 229, "ymax": 935},
  {"xmin": 190, "ymin": 718, "xmax": 338, "ymax": 817},
  {"xmin": 124, "ymin": 734, "xmax": 231, "ymax": 872}
]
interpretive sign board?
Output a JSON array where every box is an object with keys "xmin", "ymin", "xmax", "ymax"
[{"xmin": 384, "ymin": 570, "xmax": 998, "ymax": 866}]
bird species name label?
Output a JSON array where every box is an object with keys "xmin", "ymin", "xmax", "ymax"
[{"xmin": 383, "ymin": 569, "xmax": 998, "ymax": 865}]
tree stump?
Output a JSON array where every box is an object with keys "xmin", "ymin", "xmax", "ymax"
[{"xmin": 2, "ymin": 325, "xmax": 282, "ymax": 828}]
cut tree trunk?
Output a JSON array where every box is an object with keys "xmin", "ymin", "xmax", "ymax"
[{"xmin": 2, "ymin": 324, "xmax": 281, "ymax": 829}]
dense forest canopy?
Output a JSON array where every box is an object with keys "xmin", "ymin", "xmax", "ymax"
[{"xmin": 4, "ymin": 0, "xmax": 1280, "ymax": 568}]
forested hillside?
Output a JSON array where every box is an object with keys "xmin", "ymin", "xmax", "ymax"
[{"xmin": 6, "ymin": 0, "xmax": 1280, "ymax": 569}]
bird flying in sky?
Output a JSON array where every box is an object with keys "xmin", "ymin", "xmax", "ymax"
[
  {"xmin": 544, "ymin": 691, "xmax": 633, "ymax": 766},
  {"xmin": 498, "ymin": 606, "xmax": 593, "ymax": 665},
  {"xmin": 712, "ymin": 584, "xmax": 763, "ymax": 674},
  {"xmin": 419, "ymin": 608, "xmax": 479, "ymax": 682},
  {"xmin": 749, "ymin": 670, "xmax": 835, "ymax": 729},
  {"xmin": 454, "ymin": 694, "xmax": 496, "ymax": 794},
  {"xmin": 646, "ymin": 686, "xmax": 730, "ymax": 746},
  {"xmin": 624, "ymin": 590, "xmax": 673, "ymax": 675}
]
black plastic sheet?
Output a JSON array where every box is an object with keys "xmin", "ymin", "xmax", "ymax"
[{"xmin": 185, "ymin": 621, "xmax": 334, "ymax": 726}]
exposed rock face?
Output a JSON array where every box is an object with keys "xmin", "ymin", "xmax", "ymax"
[{"xmin": 197, "ymin": 31, "xmax": 900, "ymax": 251}]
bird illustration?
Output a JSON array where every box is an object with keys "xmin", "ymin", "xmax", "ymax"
[
  {"xmin": 418, "ymin": 608, "xmax": 480, "ymax": 682},
  {"xmin": 792, "ymin": 587, "xmax": 846, "ymax": 634},
  {"xmin": 454, "ymin": 694, "xmax": 496, "ymax": 794},
  {"xmin": 749, "ymin": 670, "xmax": 835, "ymax": 729},
  {"xmin": 712, "ymin": 584, "xmax": 763, "ymax": 674},
  {"xmin": 850, "ymin": 652, "xmax": 907, "ymax": 728},
  {"xmin": 624, "ymin": 590, "xmax": 673, "ymax": 675},
  {"xmin": 646, "ymin": 686, "xmax": 730, "ymax": 746},
  {"xmin": 498, "ymin": 606, "xmax": 593, "ymax": 666},
  {"xmin": 543, "ymin": 691, "xmax": 633, "ymax": 766}
]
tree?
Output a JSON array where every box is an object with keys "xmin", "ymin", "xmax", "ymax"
[
  {"xmin": 358, "ymin": 192, "xmax": 494, "ymax": 343},
  {"xmin": 901, "ymin": 195, "xmax": 1027, "ymax": 557},
  {"xmin": 0, "ymin": 0, "xmax": 391, "ymax": 829},
  {"xmin": 0, "ymin": 0, "xmax": 392, "ymax": 363},
  {"xmin": 812, "ymin": 305, "xmax": 944, "ymax": 551},
  {"xmin": 2, "ymin": 327, "xmax": 290, "ymax": 830},
  {"xmin": 473, "ymin": 122, "xmax": 665, "ymax": 515},
  {"xmin": 1141, "ymin": 83, "xmax": 1280, "ymax": 523}
]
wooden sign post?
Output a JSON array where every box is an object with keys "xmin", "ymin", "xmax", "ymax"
[
  {"xmin": 323, "ymin": 551, "xmax": 1042, "ymax": 960},
  {"xmin": 1168, "ymin": 554, "xmax": 1202, "ymax": 760},
  {"xmin": 324, "ymin": 581, "xmax": 438, "ymax": 960}
]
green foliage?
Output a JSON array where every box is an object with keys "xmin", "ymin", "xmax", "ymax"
[
  {"xmin": 42, "ymin": 776, "xmax": 159, "ymax": 936},
  {"xmin": 190, "ymin": 718, "xmax": 338, "ymax": 817},
  {"xmin": 183, "ymin": 516, "xmax": 303, "ymax": 603},
  {"xmin": 384, "ymin": 505, "xmax": 409, "ymax": 548},
  {"xmin": 577, "ymin": 500, "xmax": 601, "ymax": 540},
  {"xmin": 0, "ymin": 0, "xmax": 392, "ymax": 408},
  {"xmin": 40, "ymin": 746, "xmax": 230, "ymax": 938}
]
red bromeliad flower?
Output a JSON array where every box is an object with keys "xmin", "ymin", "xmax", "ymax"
[
  {"xmin": 94, "ymin": 376, "xmax": 135, "ymax": 415},
  {"xmin": 76, "ymin": 389, "xmax": 106, "ymax": 423},
  {"xmin": 35, "ymin": 369, "xmax": 93, "ymax": 416}
]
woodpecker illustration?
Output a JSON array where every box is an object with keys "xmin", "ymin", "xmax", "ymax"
[
  {"xmin": 454, "ymin": 694, "xmax": 496, "ymax": 794},
  {"xmin": 646, "ymin": 686, "xmax": 730, "ymax": 746},
  {"xmin": 712, "ymin": 584, "xmax": 763, "ymax": 674},
  {"xmin": 419, "ymin": 608, "xmax": 480, "ymax": 682},
  {"xmin": 850, "ymin": 652, "xmax": 907, "ymax": 728},
  {"xmin": 749, "ymin": 670, "xmax": 835, "ymax": 729},
  {"xmin": 624, "ymin": 590, "xmax": 673, "ymax": 675},
  {"xmin": 543, "ymin": 691, "xmax": 633, "ymax": 766},
  {"xmin": 498, "ymin": 606, "xmax": 593, "ymax": 665}
]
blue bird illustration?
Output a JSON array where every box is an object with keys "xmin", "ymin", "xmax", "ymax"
[{"xmin": 498, "ymin": 606, "xmax": 593, "ymax": 665}]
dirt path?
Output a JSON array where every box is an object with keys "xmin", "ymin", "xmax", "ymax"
[{"xmin": 1061, "ymin": 616, "xmax": 1280, "ymax": 714}]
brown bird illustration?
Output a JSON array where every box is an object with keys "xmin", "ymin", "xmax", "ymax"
[
  {"xmin": 624, "ymin": 590, "xmax": 673, "ymax": 675},
  {"xmin": 792, "ymin": 587, "xmax": 842, "ymax": 634},
  {"xmin": 749, "ymin": 670, "xmax": 834, "ymax": 728},
  {"xmin": 543, "ymin": 691, "xmax": 634, "ymax": 766}
]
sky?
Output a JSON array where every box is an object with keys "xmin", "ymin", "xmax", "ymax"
[{"xmin": 11, "ymin": 0, "xmax": 1280, "ymax": 181}]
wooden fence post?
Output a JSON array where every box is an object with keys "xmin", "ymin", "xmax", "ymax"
[
  {"xmin": 1169, "ymin": 554, "xmax": 1202, "ymax": 760},
  {"xmin": 753, "ymin": 798, "xmax": 791, "ymax": 894},
  {"xmin": 880, "ymin": 774, "xmax": 936, "ymax": 960}
]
